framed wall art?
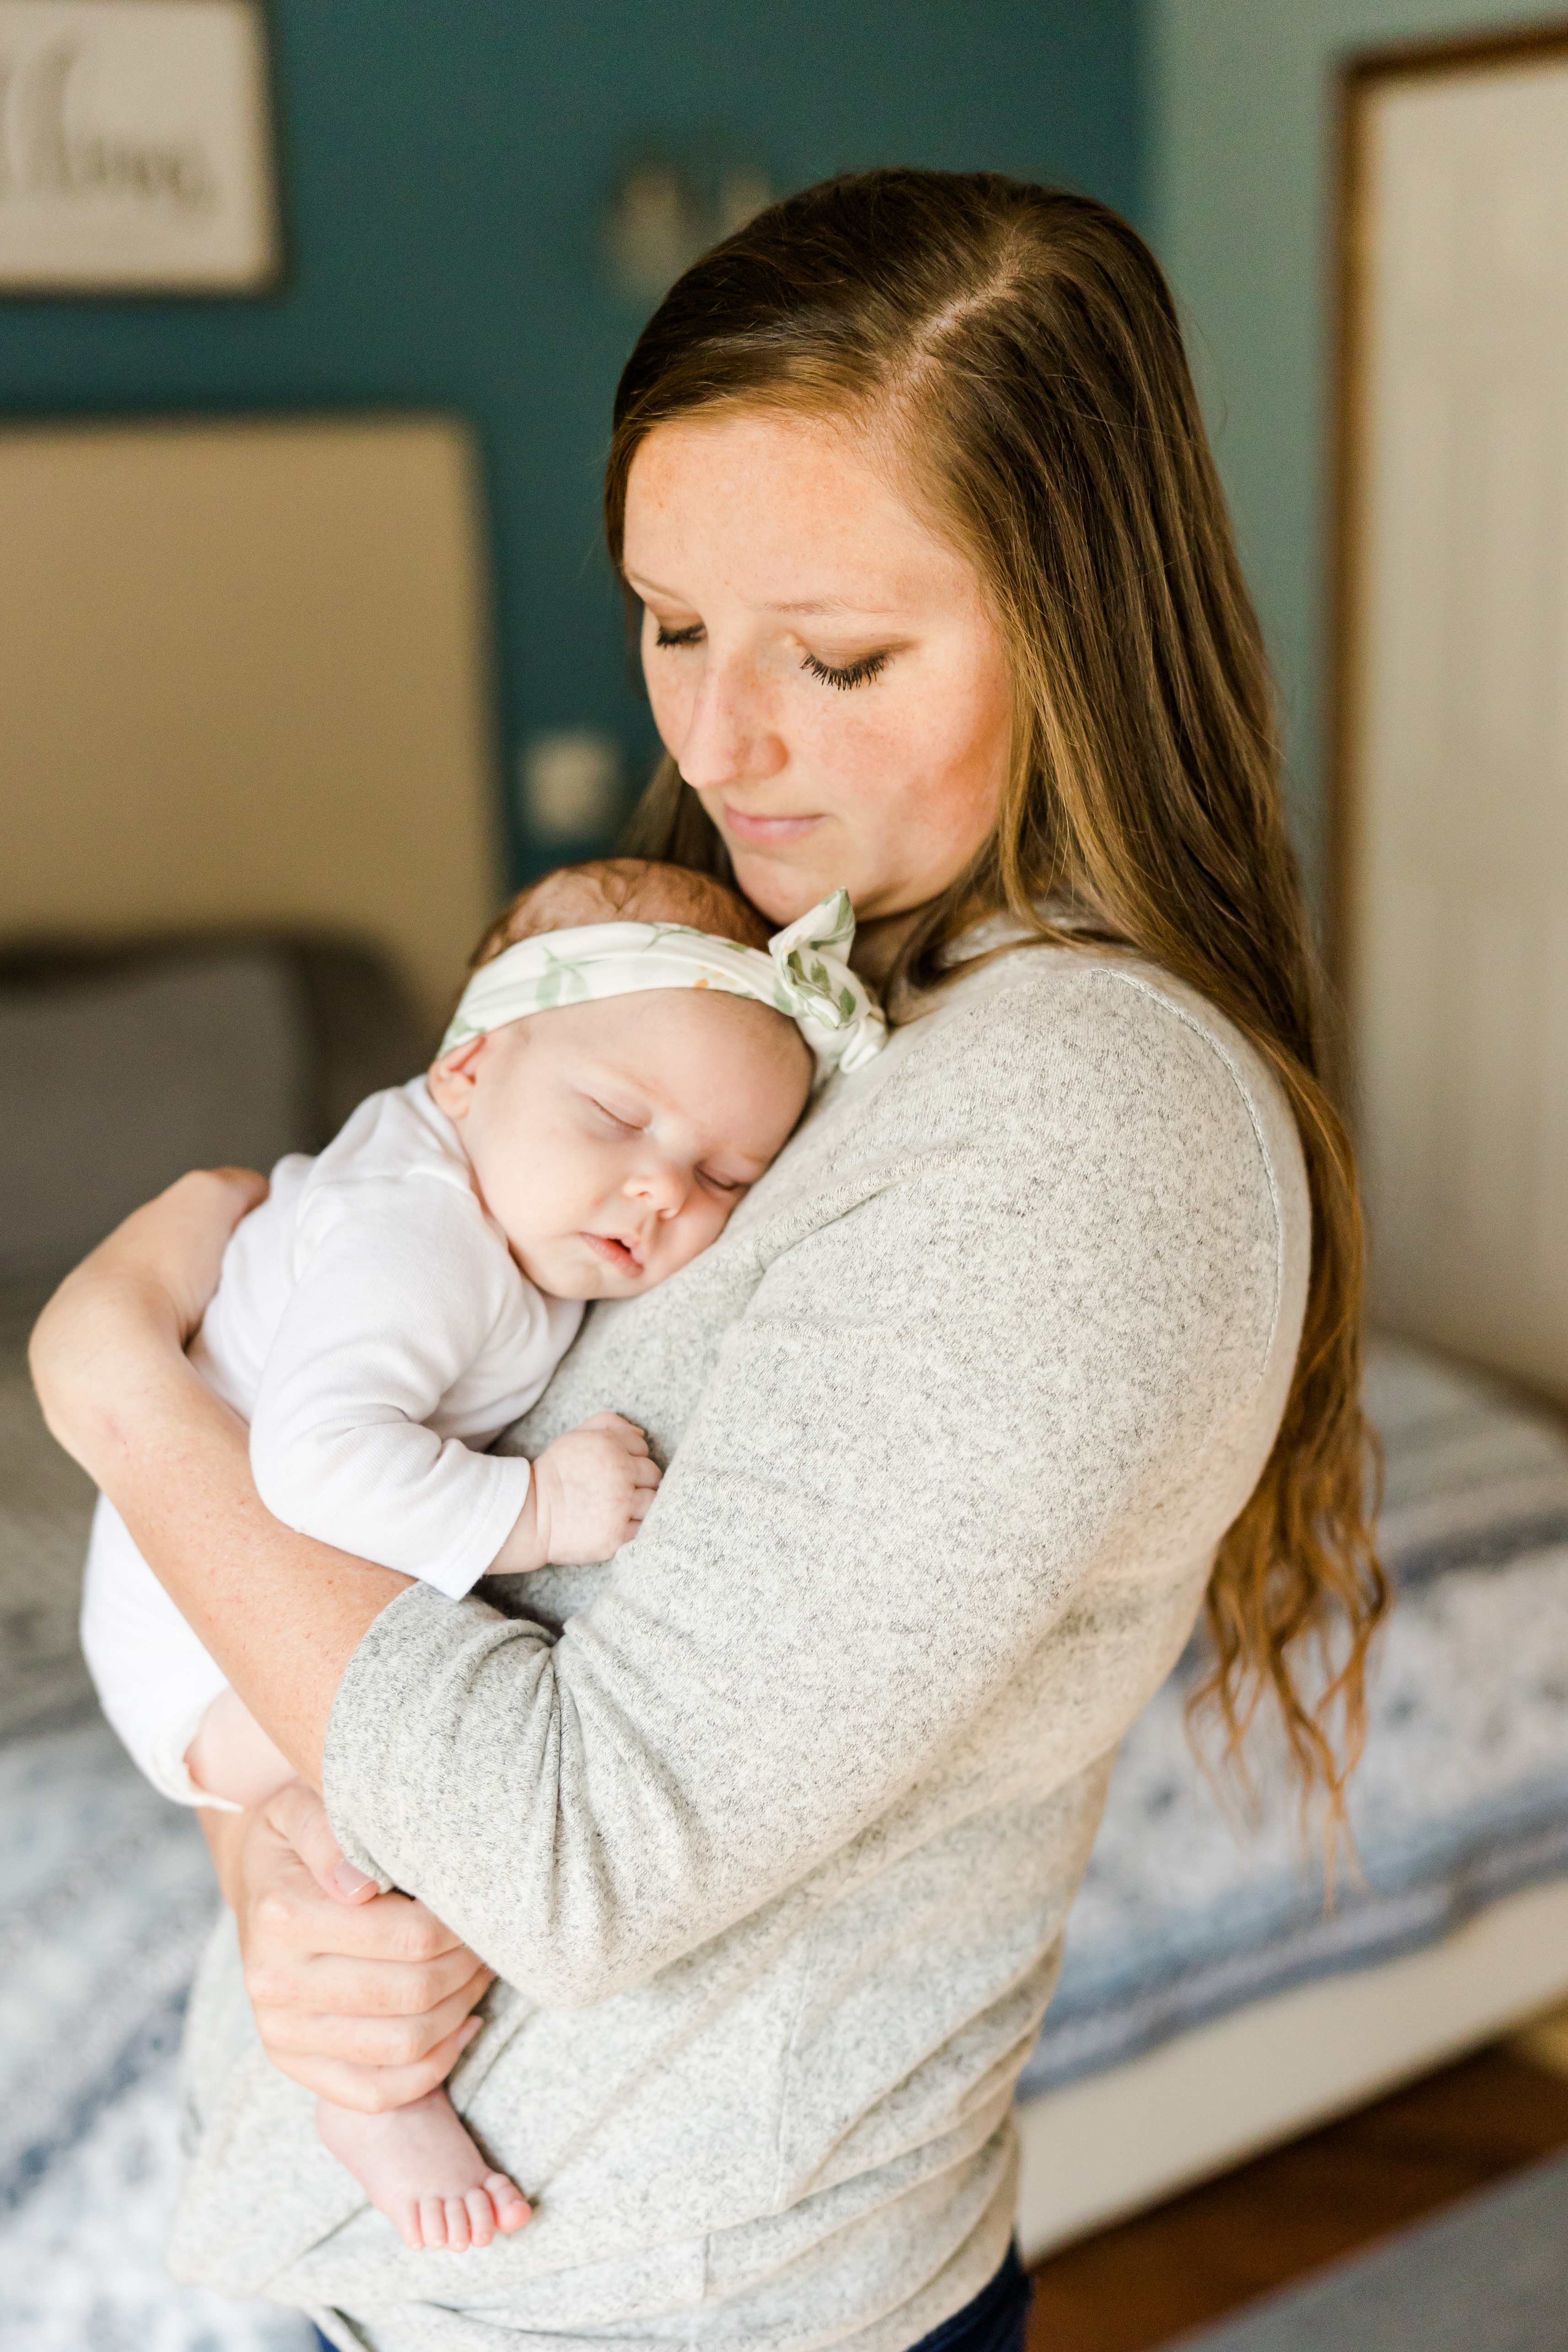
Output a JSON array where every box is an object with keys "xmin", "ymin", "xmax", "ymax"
[{"xmin": 0, "ymin": 0, "xmax": 279, "ymax": 294}]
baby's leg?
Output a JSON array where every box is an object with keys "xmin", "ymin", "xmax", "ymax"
[
  {"xmin": 184, "ymin": 1686, "xmax": 296, "ymax": 1809},
  {"xmin": 316, "ymin": 2090, "xmax": 530, "ymax": 2251}
]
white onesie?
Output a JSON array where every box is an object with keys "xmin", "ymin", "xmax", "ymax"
[{"xmin": 80, "ymin": 1077, "xmax": 583, "ymax": 1805}]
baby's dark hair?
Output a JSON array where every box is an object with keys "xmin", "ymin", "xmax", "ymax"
[{"xmin": 470, "ymin": 857, "xmax": 771, "ymax": 970}]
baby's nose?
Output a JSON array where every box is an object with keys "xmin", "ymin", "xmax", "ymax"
[{"xmin": 628, "ymin": 1160, "xmax": 689, "ymax": 1217}]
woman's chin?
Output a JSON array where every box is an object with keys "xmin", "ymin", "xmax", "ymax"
[{"xmin": 729, "ymin": 853, "xmax": 854, "ymax": 929}]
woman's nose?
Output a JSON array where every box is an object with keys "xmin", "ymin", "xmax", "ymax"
[{"xmin": 673, "ymin": 652, "xmax": 786, "ymax": 792}]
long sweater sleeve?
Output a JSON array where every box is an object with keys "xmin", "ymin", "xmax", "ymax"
[{"xmin": 320, "ymin": 964, "xmax": 1305, "ymax": 2009}]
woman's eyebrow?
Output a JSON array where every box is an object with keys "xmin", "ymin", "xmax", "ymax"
[
  {"xmin": 622, "ymin": 568, "xmax": 689, "ymax": 600},
  {"xmin": 762, "ymin": 597, "xmax": 900, "ymax": 617},
  {"xmin": 623, "ymin": 567, "xmax": 899, "ymax": 621}
]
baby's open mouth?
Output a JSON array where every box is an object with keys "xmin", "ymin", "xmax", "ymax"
[{"xmin": 582, "ymin": 1232, "xmax": 643, "ymax": 1276}]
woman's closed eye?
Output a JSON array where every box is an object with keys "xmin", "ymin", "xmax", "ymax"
[
  {"xmin": 653, "ymin": 616, "xmax": 889, "ymax": 691},
  {"xmin": 800, "ymin": 648, "xmax": 890, "ymax": 691}
]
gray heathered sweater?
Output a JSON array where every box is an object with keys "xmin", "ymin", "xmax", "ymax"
[{"xmin": 168, "ymin": 945, "xmax": 1309, "ymax": 2352}]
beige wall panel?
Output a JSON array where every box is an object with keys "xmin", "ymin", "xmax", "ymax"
[{"xmin": 0, "ymin": 415, "xmax": 502, "ymax": 1036}]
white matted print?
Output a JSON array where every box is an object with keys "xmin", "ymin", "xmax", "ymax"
[{"xmin": 0, "ymin": 0, "xmax": 278, "ymax": 291}]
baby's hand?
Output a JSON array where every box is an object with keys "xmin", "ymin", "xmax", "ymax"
[{"xmin": 497, "ymin": 1413, "xmax": 660, "ymax": 1571}]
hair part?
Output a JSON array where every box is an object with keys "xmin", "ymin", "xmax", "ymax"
[{"xmin": 606, "ymin": 168, "xmax": 1387, "ymax": 1843}]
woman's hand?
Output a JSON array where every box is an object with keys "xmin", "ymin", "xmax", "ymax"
[
  {"xmin": 205, "ymin": 1782, "xmax": 495, "ymax": 2114},
  {"xmin": 30, "ymin": 1166, "xmax": 267, "ymax": 1483}
]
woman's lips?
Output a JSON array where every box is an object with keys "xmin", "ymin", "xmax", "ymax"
[{"xmin": 720, "ymin": 803, "xmax": 824, "ymax": 849}]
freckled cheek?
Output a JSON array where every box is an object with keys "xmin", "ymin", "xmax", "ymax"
[
  {"xmin": 793, "ymin": 698, "xmax": 904, "ymax": 821},
  {"xmin": 644, "ymin": 665, "xmax": 690, "ymax": 757},
  {"xmin": 808, "ymin": 693, "xmax": 987, "ymax": 858}
]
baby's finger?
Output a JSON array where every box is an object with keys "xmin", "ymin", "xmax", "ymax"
[
  {"xmin": 629, "ymin": 1456, "xmax": 661, "ymax": 1488},
  {"xmin": 579, "ymin": 1411, "xmax": 645, "ymax": 1442}
]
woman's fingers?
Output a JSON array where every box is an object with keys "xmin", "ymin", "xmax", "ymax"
[
  {"xmin": 242, "ymin": 1810, "xmax": 468, "ymax": 1964},
  {"xmin": 205, "ymin": 1165, "xmax": 273, "ymax": 1213},
  {"xmin": 29, "ymin": 1165, "xmax": 270, "ymax": 1465},
  {"xmin": 254, "ymin": 1962, "xmax": 493, "ymax": 2066},
  {"xmin": 262, "ymin": 2015, "xmax": 486, "ymax": 2113},
  {"xmin": 119, "ymin": 1167, "xmax": 270, "ymax": 1338},
  {"xmin": 224, "ymin": 1797, "xmax": 498, "ymax": 2105},
  {"xmin": 264, "ymin": 1778, "xmax": 378, "ymax": 1903}
]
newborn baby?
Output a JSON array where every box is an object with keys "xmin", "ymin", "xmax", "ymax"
[{"xmin": 80, "ymin": 857, "xmax": 884, "ymax": 2254}]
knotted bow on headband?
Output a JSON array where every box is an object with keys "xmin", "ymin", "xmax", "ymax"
[{"xmin": 441, "ymin": 888, "xmax": 887, "ymax": 1082}]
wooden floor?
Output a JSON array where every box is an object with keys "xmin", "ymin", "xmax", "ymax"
[{"xmin": 1025, "ymin": 2043, "xmax": 1568, "ymax": 2351}]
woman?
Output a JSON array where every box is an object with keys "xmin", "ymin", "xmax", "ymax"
[{"xmin": 32, "ymin": 171, "xmax": 1381, "ymax": 2352}]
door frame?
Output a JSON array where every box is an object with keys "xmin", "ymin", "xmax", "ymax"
[{"xmin": 1327, "ymin": 20, "xmax": 1568, "ymax": 1075}]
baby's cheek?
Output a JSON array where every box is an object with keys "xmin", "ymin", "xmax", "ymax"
[{"xmin": 669, "ymin": 1201, "xmax": 731, "ymax": 1273}]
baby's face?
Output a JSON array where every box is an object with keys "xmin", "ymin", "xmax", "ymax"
[{"xmin": 428, "ymin": 988, "xmax": 812, "ymax": 1299}]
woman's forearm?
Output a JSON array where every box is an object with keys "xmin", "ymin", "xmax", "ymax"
[
  {"xmin": 99, "ymin": 1373, "xmax": 401, "ymax": 1784},
  {"xmin": 31, "ymin": 1172, "xmax": 408, "ymax": 1782}
]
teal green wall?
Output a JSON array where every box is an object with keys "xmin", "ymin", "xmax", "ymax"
[
  {"xmin": 0, "ymin": 1, "xmax": 1142, "ymax": 877},
  {"xmin": 1149, "ymin": 0, "xmax": 1567, "ymax": 902}
]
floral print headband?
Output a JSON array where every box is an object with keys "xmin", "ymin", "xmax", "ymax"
[{"xmin": 441, "ymin": 888, "xmax": 887, "ymax": 1083}]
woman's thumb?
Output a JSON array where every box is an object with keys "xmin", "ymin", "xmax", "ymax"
[{"xmin": 266, "ymin": 1777, "xmax": 380, "ymax": 1903}]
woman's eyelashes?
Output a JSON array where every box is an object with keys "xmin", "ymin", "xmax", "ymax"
[
  {"xmin": 800, "ymin": 649, "xmax": 890, "ymax": 691},
  {"xmin": 651, "ymin": 616, "xmax": 890, "ymax": 692}
]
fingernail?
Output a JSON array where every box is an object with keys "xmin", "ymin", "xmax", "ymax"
[
  {"xmin": 458, "ymin": 2018, "xmax": 483, "ymax": 2048},
  {"xmin": 332, "ymin": 1859, "xmax": 374, "ymax": 1897}
]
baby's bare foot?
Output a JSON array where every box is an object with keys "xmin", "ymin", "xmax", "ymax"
[{"xmin": 316, "ymin": 2088, "xmax": 530, "ymax": 2252}]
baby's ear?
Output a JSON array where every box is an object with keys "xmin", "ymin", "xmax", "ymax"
[{"xmin": 428, "ymin": 1035, "xmax": 485, "ymax": 1120}]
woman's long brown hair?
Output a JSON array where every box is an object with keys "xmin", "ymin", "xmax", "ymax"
[{"xmin": 604, "ymin": 169, "xmax": 1386, "ymax": 1826}]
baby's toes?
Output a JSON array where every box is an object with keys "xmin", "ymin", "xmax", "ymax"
[
  {"xmin": 443, "ymin": 2195, "xmax": 473, "ymax": 2252},
  {"xmin": 464, "ymin": 2186, "xmax": 497, "ymax": 2248},
  {"xmin": 392, "ymin": 2198, "xmax": 425, "ymax": 2254},
  {"xmin": 418, "ymin": 2193, "xmax": 450, "ymax": 2250},
  {"xmin": 487, "ymin": 2170, "xmax": 531, "ymax": 2232}
]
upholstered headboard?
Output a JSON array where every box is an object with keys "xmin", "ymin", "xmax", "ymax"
[{"xmin": 0, "ymin": 414, "xmax": 503, "ymax": 1038}]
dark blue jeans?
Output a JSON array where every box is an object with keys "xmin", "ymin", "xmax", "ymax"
[
  {"xmin": 909, "ymin": 2245, "xmax": 1032, "ymax": 2352},
  {"xmin": 315, "ymin": 2244, "xmax": 1030, "ymax": 2352}
]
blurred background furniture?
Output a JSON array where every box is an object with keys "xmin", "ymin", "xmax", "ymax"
[{"xmin": 0, "ymin": 415, "xmax": 502, "ymax": 1042}]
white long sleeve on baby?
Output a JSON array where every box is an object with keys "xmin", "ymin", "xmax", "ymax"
[{"xmin": 80, "ymin": 1078, "xmax": 583, "ymax": 1805}]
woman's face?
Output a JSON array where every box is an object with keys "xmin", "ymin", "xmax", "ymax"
[{"xmin": 621, "ymin": 409, "xmax": 1011, "ymax": 935}]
